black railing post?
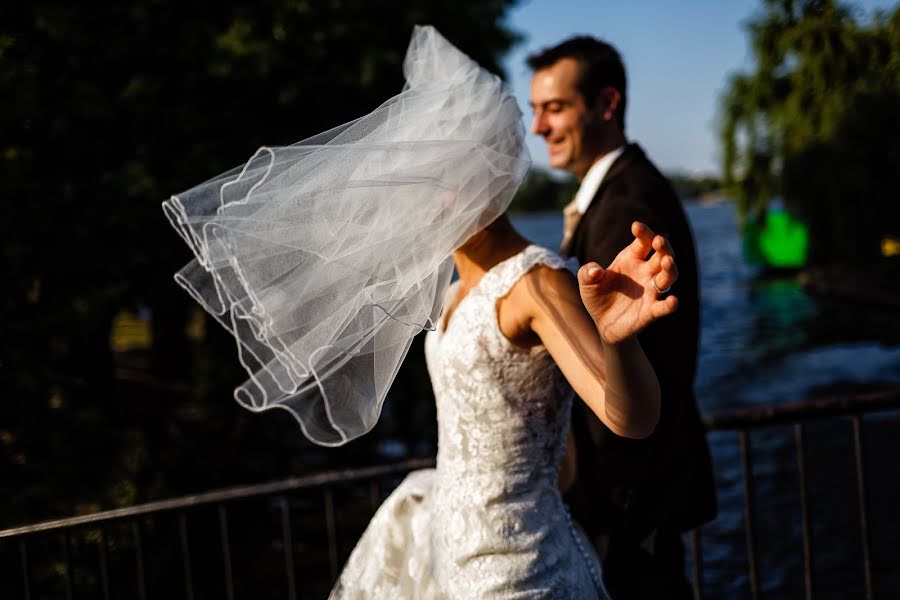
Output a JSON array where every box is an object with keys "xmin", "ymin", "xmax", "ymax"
[
  {"xmin": 851, "ymin": 415, "xmax": 873, "ymax": 600},
  {"xmin": 690, "ymin": 528, "xmax": 703, "ymax": 600},
  {"xmin": 279, "ymin": 497, "xmax": 297, "ymax": 600},
  {"xmin": 739, "ymin": 428, "xmax": 759, "ymax": 600},
  {"xmin": 324, "ymin": 488, "xmax": 338, "ymax": 580},
  {"xmin": 98, "ymin": 527, "xmax": 111, "ymax": 600},
  {"xmin": 795, "ymin": 423, "xmax": 814, "ymax": 600},
  {"xmin": 132, "ymin": 521, "xmax": 147, "ymax": 600},
  {"xmin": 19, "ymin": 539, "xmax": 31, "ymax": 600},
  {"xmin": 178, "ymin": 512, "xmax": 194, "ymax": 600},
  {"xmin": 219, "ymin": 505, "xmax": 235, "ymax": 600},
  {"xmin": 63, "ymin": 530, "xmax": 74, "ymax": 600}
]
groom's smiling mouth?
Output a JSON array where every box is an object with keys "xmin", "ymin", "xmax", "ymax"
[{"xmin": 547, "ymin": 139, "xmax": 569, "ymax": 156}]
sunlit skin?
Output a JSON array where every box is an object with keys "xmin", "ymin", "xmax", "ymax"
[
  {"xmin": 445, "ymin": 216, "xmax": 678, "ymax": 440},
  {"xmin": 529, "ymin": 58, "xmax": 626, "ymax": 181}
]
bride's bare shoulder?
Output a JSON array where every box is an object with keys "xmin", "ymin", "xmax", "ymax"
[
  {"xmin": 517, "ymin": 263, "xmax": 579, "ymax": 306},
  {"xmin": 498, "ymin": 263, "xmax": 581, "ymax": 346}
]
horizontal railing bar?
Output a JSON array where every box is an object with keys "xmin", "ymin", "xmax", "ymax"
[
  {"xmin": 0, "ymin": 457, "xmax": 435, "ymax": 539},
  {"xmin": 703, "ymin": 388, "xmax": 900, "ymax": 431},
  {"xmin": 3, "ymin": 389, "xmax": 897, "ymax": 540}
]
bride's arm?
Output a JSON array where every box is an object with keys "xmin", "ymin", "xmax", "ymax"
[{"xmin": 521, "ymin": 223, "xmax": 678, "ymax": 439}]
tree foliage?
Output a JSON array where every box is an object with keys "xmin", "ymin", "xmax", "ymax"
[
  {"xmin": 0, "ymin": 0, "xmax": 520, "ymax": 526},
  {"xmin": 719, "ymin": 0, "xmax": 900, "ymax": 263},
  {"xmin": 508, "ymin": 168, "xmax": 719, "ymax": 214},
  {"xmin": 665, "ymin": 172, "xmax": 722, "ymax": 201},
  {"xmin": 508, "ymin": 168, "xmax": 579, "ymax": 213}
]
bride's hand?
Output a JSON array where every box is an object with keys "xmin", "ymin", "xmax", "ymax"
[{"xmin": 578, "ymin": 221, "xmax": 679, "ymax": 344}]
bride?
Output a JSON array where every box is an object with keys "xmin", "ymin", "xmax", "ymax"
[
  {"xmin": 164, "ymin": 25, "xmax": 678, "ymax": 599},
  {"xmin": 330, "ymin": 214, "xmax": 676, "ymax": 599}
]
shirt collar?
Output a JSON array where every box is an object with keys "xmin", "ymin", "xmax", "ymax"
[{"xmin": 573, "ymin": 145, "xmax": 626, "ymax": 214}]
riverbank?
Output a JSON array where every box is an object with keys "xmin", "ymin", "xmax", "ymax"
[{"xmin": 799, "ymin": 257, "xmax": 900, "ymax": 313}]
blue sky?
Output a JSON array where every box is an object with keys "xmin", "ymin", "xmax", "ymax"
[{"xmin": 502, "ymin": 0, "xmax": 897, "ymax": 175}]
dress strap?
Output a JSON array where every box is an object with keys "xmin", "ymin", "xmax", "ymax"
[{"xmin": 480, "ymin": 245, "xmax": 579, "ymax": 301}]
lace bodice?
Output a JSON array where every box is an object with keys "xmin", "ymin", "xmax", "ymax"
[
  {"xmin": 422, "ymin": 245, "xmax": 603, "ymax": 597},
  {"xmin": 331, "ymin": 245, "xmax": 605, "ymax": 599},
  {"xmin": 426, "ymin": 246, "xmax": 576, "ymax": 488}
]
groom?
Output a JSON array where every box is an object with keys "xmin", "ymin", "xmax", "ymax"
[{"xmin": 528, "ymin": 37, "xmax": 716, "ymax": 598}]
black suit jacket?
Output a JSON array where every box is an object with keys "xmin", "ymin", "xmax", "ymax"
[{"xmin": 562, "ymin": 144, "xmax": 716, "ymax": 543}]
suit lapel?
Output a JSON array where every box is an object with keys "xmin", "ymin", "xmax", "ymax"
[
  {"xmin": 593, "ymin": 143, "xmax": 641, "ymax": 199},
  {"xmin": 562, "ymin": 144, "xmax": 643, "ymax": 257}
]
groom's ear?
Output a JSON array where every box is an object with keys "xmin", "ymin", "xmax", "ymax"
[{"xmin": 594, "ymin": 86, "xmax": 622, "ymax": 123}]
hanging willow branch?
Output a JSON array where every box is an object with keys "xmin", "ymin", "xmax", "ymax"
[{"xmin": 718, "ymin": 0, "xmax": 900, "ymax": 262}]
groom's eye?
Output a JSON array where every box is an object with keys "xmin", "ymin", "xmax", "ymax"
[{"xmin": 545, "ymin": 101, "xmax": 565, "ymax": 113}]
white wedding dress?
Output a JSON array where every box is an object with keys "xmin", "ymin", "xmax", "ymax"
[{"xmin": 330, "ymin": 245, "xmax": 608, "ymax": 599}]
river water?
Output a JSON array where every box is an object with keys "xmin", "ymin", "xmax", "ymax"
[
  {"xmin": 512, "ymin": 203, "xmax": 900, "ymax": 408},
  {"xmin": 512, "ymin": 203, "xmax": 900, "ymax": 598}
]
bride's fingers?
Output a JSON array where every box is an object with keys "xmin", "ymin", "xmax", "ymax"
[
  {"xmin": 651, "ymin": 294, "xmax": 679, "ymax": 319},
  {"xmin": 645, "ymin": 235, "xmax": 676, "ymax": 272},
  {"xmin": 662, "ymin": 253, "xmax": 679, "ymax": 284},
  {"xmin": 627, "ymin": 221, "xmax": 656, "ymax": 259},
  {"xmin": 652, "ymin": 233, "xmax": 675, "ymax": 257},
  {"xmin": 650, "ymin": 254, "xmax": 678, "ymax": 293},
  {"xmin": 578, "ymin": 262, "xmax": 605, "ymax": 285}
]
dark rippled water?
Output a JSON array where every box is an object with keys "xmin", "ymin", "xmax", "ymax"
[
  {"xmin": 512, "ymin": 203, "xmax": 900, "ymax": 598},
  {"xmin": 512, "ymin": 203, "xmax": 900, "ymax": 405}
]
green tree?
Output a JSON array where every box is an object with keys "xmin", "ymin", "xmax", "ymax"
[
  {"xmin": 665, "ymin": 172, "xmax": 722, "ymax": 201},
  {"xmin": 0, "ymin": 0, "xmax": 521, "ymax": 526},
  {"xmin": 719, "ymin": 0, "xmax": 900, "ymax": 264},
  {"xmin": 508, "ymin": 167, "xmax": 579, "ymax": 213}
]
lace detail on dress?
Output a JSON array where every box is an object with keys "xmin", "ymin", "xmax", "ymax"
[
  {"xmin": 477, "ymin": 245, "xmax": 579, "ymax": 302},
  {"xmin": 330, "ymin": 246, "xmax": 605, "ymax": 599}
]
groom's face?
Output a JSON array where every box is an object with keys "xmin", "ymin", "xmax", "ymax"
[{"xmin": 529, "ymin": 58, "xmax": 601, "ymax": 180}]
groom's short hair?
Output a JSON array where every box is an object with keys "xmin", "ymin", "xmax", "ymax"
[{"xmin": 526, "ymin": 36, "xmax": 627, "ymax": 130}]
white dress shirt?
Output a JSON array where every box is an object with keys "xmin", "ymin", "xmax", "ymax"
[{"xmin": 572, "ymin": 146, "xmax": 626, "ymax": 214}]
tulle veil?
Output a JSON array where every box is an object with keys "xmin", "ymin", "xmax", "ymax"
[{"xmin": 162, "ymin": 25, "xmax": 530, "ymax": 445}]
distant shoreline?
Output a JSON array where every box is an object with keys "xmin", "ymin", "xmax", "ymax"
[{"xmin": 694, "ymin": 191, "xmax": 730, "ymax": 205}]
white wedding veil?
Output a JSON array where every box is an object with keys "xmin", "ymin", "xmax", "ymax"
[{"xmin": 162, "ymin": 25, "xmax": 530, "ymax": 446}]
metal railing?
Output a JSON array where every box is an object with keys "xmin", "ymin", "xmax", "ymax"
[
  {"xmin": 1, "ymin": 459, "xmax": 434, "ymax": 600},
  {"xmin": 694, "ymin": 388, "xmax": 900, "ymax": 600},
  {"xmin": 2, "ymin": 388, "xmax": 898, "ymax": 599}
]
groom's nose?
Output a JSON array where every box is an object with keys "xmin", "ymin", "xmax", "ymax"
[{"xmin": 531, "ymin": 110, "xmax": 550, "ymax": 137}]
